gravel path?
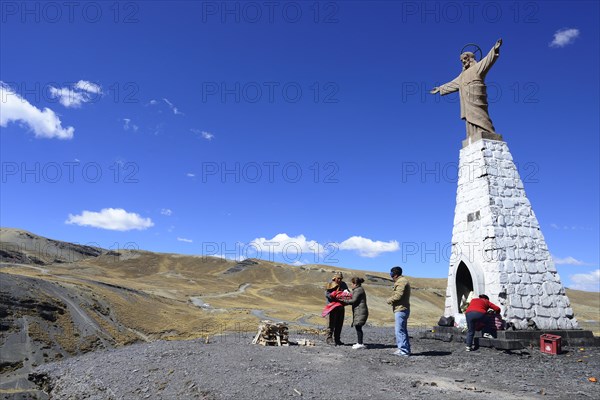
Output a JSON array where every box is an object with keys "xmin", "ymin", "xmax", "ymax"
[{"xmin": 30, "ymin": 328, "xmax": 599, "ymax": 400}]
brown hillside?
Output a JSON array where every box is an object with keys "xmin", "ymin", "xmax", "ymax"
[{"xmin": 1, "ymin": 227, "xmax": 598, "ymax": 390}]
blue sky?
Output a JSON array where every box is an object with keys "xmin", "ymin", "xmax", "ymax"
[{"xmin": 1, "ymin": 1, "xmax": 598, "ymax": 291}]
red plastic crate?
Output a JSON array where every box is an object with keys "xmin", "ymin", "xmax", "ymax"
[{"xmin": 540, "ymin": 334, "xmax": 562, "ymax": 355}]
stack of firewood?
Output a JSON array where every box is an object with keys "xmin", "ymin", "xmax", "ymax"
[{"xmin": 252, "ymin": 320, "xmax": 289, "ymax": 346}]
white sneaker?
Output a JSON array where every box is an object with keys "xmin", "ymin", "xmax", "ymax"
[
  {"xmin": 483, "ymin": 333, "xmax": 493, "ymax": 339},
  {"xmin": 352, "ymin": 343, "xmax": 366, "ymax": 349}
]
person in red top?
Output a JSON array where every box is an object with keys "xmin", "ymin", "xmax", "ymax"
[{"xmin": 464, "ymin": 294, "xmax": 501, "ymax": 351}]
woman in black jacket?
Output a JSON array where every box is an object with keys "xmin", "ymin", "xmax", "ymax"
[{"xmin": 343, "ymin": 277, "xmax": 369, "ymax": 349}]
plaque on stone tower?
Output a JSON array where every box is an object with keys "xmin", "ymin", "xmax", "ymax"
[{"xmin": 430, "ymin": 39, "xmax": 579, "ymax": 331}]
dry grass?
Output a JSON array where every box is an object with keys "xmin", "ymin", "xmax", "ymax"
[
  {"xmin": 3, "ymin": 247, "xmax": 598, "ymax": 339},
  {"xmin": 566, "ymin": 289, "xmax": 600, "ymax": 335}
]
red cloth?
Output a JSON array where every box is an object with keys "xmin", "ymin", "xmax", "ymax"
[
  {"xmin": 465, "ymin": 298, "xmax": 501, "ymax": 314},
  {"xmin": 331, "ymin": 290, "xmax": 352, "ymax": 302},
  {"xmin": 322, "ymin": 302, "xmax": 342, "ymax": 317},
  {"xmin": 321, "ymin": 290, "xmax": 352, "ymax": 317}
]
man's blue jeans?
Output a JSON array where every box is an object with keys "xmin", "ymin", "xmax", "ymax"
[
  {"xmin": 465, "ymin": 311, "xmax": 486, "ymax": 347},
  {"xmin": 394, "ymin": 309, "xmax": 411, "ymax": 355}
]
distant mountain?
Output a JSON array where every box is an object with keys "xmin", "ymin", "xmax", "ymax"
[{"xmin": 0, "ymin": 227, "xmax": 107, "ymax": 265}]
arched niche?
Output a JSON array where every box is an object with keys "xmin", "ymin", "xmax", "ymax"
[{"xmin": 456, "ymin": 261, "xmax": 474, "ymax": 312}]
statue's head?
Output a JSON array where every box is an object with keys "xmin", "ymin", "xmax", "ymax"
[{"xmin": 460, "ymin": 52, "xmax": 476, "ymax": 69}]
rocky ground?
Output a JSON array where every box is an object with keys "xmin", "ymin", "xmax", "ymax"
[{"xmin": 17, "ymin": 327, "xmax": 599, "ymax": 400}]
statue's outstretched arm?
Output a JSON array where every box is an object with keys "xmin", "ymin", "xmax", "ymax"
[
  {"xmin": 431, "ymin": 77, "xmax": 460, "ymax": 96},
  {"xmin": 478, "ymin": 39, "xmax": 502, "ymax": 75}
]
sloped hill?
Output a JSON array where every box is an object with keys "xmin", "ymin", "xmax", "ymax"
[
  {"xmin": 0, "ymin": 227, "xmax": 105, "ymax": 265},
  {"xmin": 1, "ymin": 227, "xmax": 598, "ymax": 397},
  {"xmin": 565, "ymin": 289, "xmax": 600, "ymax": 333}
]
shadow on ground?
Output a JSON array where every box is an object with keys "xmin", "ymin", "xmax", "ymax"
[{"xmin": 411, "ymin": 350, "xmax": 453, "ymax": 357}]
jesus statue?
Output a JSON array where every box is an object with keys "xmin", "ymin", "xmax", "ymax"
[{"xmin": 430, "ymin": 39, "xmax": 503, "ymax": 142}]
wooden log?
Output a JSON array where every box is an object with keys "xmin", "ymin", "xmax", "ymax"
[
  {"xmin": 253, "ymin": 321, "xmax": 289, "ymax": 346},
  {"xmin": 252, "ymin": 330, "xmax": 261, "ymax": 345}
]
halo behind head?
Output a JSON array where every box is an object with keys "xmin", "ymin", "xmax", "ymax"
[{"xmin": 460, "ymin": 43, "xmax": 482, "ymax": 61}]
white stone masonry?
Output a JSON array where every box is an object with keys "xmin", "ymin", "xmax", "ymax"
[{"xmin": 444, "ymin": 139, "xmax": 578, "ymax": 330}]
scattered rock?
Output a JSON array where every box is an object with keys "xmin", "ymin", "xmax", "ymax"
[{"xmin": 6, "ymin": 327, "xmax": 597, "ymax": 400}]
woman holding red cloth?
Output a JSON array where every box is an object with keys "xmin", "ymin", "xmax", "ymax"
[
  {"xmin": 324, "ymin": 272, "xmax": 349, "ymax": 346},
  {"xmin": 465, "ymin": 294, "xmax": 501, "ymax": 351}
]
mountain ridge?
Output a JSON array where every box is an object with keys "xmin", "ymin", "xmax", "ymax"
[{"xmin": 1, "ymin": 227, "xmax": 598, "ymax": 394}]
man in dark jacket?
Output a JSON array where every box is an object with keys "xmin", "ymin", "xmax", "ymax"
[
  {"xmin": 387, "ymin": 266, "xmax": 411, "ymax": 356},
  {"xmin": 325, "ymin": 271, "xmax": 348, "ymax": 345}
]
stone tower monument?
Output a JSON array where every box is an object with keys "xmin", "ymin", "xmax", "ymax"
[{"xmin": 431, "ymin": 39, "xmax": 578, "ymax": 330}]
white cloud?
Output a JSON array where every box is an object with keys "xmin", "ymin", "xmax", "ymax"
[
  {"xmin": 49, "ymin": 87, "xmax": 87, "ymax": 108},
  {"xmin": 66, "ymin": 208, "xmax": 154, "ymax": 231},
  {"xmin": 248, "ymin": 233, "xmax": 399, "ymax": 260},
  {"xmin": 122, "ymin": 118, "xmax": 139, "ymax": 132},
  {"xmin": 292, "ymin": 260, "xmax": 310, "ymax": 266},
  {"xmin": 149, "ymin": 123, "xmax": 165, "ymax": 136},
  {"xmin": 191, "ymin": 129, "xmax": 215, "ymax": 140},
  {"xmin": 0, "ymin": 82, "xmax": 74, "ymax": 139},
  {"xmin": 161, "ymin": 208, "xmax": 173, "ymax": 216},
  {"xmin": 75, "ymin": 80, "xmax": 102, "ymax": 94},
  {"xmin": 550, "ymin": 28, "xmax": 580, "ymax": 48},
  {"xmin": 163, "ymin": 98, "xmax": 184, "ymax": 115},
  {"xmin": 549, "ymin": 223, "xmax": 590, "ymax": 231},
  {"xmin": 338, "ymin": 236, "xmax": 399, "ymax": 257},
  {"xmin": 177, "ymin": 237, "xmax": 193, "ymax": 243},
  {"xmin": 148, "ymin": 99, "xmax": 158, "ymax": 105},
  {"xmin": 250, "ymin": 233, "xmax": 325, "ymax": 257},
  {"xmin": 553, "ymin": 256, "xmax": 590, "ymax": 266},
  {"xmin": 49, "ymin": 81, "xmax": 102, "ymax": 108},
  {"xmin": 186, "ymin": 172, "xmax": 196, "ymax": 177},
  {"xmin": 569, "ymin": 269, "xmax": 600, "ymax": 292},
  {"xmin": 213, "ymin": 253, "xmax": 246, "ymax": 262}
]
